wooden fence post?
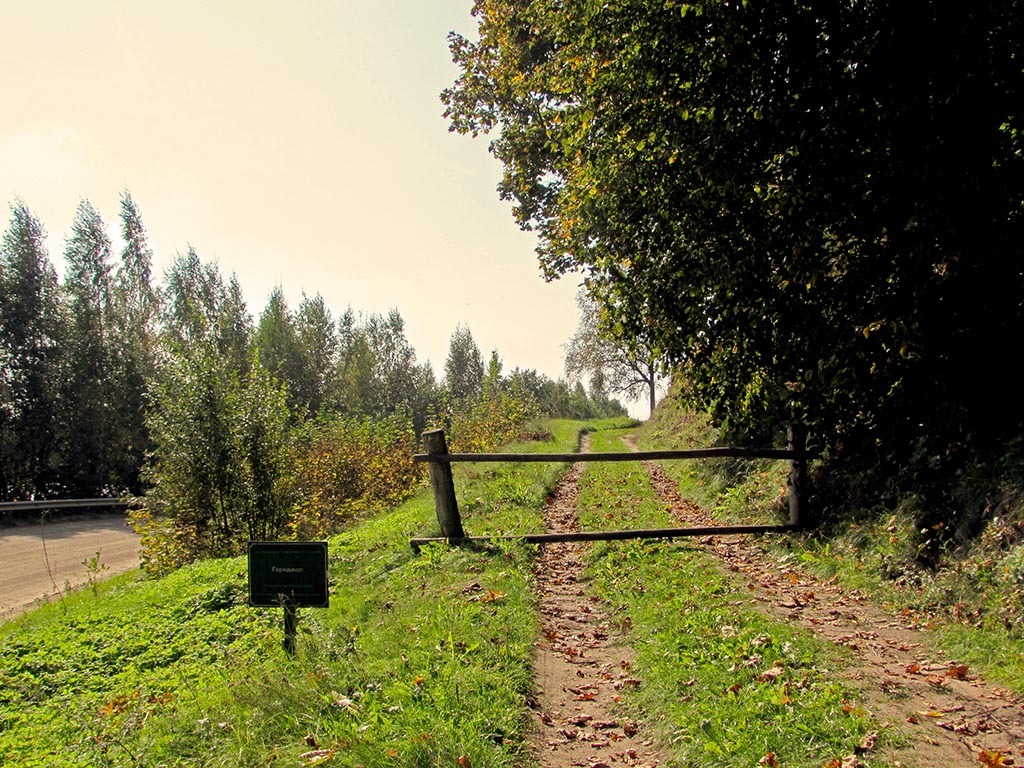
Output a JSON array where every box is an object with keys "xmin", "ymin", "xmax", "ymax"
[
  {"xmin": 787, "ymin": 424, "xmax": 807, "ymax": 529},
  {"xmin": 422, "ymin": 428, "xmax": 464, "ymax": 539}
]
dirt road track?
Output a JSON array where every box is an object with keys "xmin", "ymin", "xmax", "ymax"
[{"xmin": 0, "ymin": 515, "xmax": 141, "ymax": 620}]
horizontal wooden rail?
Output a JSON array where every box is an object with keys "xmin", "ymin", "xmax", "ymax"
[
  {"xmin": 412, "ymin": 427, "xmax": 810, "ymax": 552},
  {"xmin": 0, "ymin": 498, "xmax": 130, "ymax": 512},
  {"xmin": 411, "ymin": 523, "xmax": 795, "ymax": 550},
  {"xmin": 413, "ymin": 447, "xmax": 802, "ymax": 463}
]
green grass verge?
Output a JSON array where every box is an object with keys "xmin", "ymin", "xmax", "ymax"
[
  {"xmin": 0, "ymin": 420, "xmax": 630, "ymax": 768},
  {"xmin": 2, "ymin": 414, "xmax": 906, "ymax": 767}
]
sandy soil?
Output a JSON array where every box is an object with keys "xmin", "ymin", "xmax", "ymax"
[
  {"xmin": 0, "ymin": 514, "xmax": 141, "ymax": 620},
  {"xmin": 525, "ymin": 434, "xmax": 1024, "ymax": 768}
]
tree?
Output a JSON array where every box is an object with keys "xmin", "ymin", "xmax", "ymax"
[
  {"xmin": 363, "ymin": 309, "xmax": 420, "ymax": 418},
  {"xmin": 333, "ymin": 307, "xmax": 376, "ymax": 416},
  {"xmin": 564, "ymin": 287, "xmax": 661, "ymax": 417},
  {"xmin": 139, "ymin": 346, "xmax": 293, "ymax": 568},
  {"xmin": 253, "ymin": 286, "xmax": 304, "ymax": 414},
  {"xmin": 0, "ymin": 202, "xmax": 63, "ymax": 498},
  {"xmin": 216, "ymin": 274, "xmax": 253, "ymax": 377},
  {"xmin": 444, "ymin": 2, "xmax": 1024, "ymax": 498},
  {"xmin": 161, "ymin": 246, "xmax": 225, "ymax": 348},
  {"xmin": 60, "ymin": 199, "xmax": 119, "ymax": 495},
  {"xmin": 112, "ymin": 191, "xmax": 159, "ymax": 493},
  {"xmin": 294, "ymin": 292, "xmax": 338, "ymax": 417},
  {"xmin": 329, "ymin": 308, "xmax": 437, "ymax": 432},
  {"xmin": 443, "ymin": 325, "xmax": 484, "ymax": 403}
]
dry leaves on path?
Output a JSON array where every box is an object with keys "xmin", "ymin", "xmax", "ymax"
[{"xmin": 527, "ymin": 441, "xmax": 666, "ymax": 768}]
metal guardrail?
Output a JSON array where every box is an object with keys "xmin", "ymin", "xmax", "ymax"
[{"xmin": 0, "ymin": 498, "xmax": 130, "ymax": 513}]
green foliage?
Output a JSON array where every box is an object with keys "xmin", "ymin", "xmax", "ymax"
[
  {"xmin": 505, "ymin": 366, "xmax": 628, "ymax": 420},
  {"xmin": 0, "ymin": 201, "xmax": 63, "ymax": 499},
  {"xmin": 0, "ymin": 421, "xmax": 589, "ymax": 767},
  {"xmin": 443, "ymin": 324, "xmax": 484, "ymax": 403},
  {"xmin": 445, "ymin": 0, "xmax": 1024, "ymax": 519},
  {"xmin": 134, "ymin": 349, "xmax": 294, "ymax": 572},
  {"xmin": 447, "ymin": 384, "xmax": 538, "ymax": 454},
  {"xmin": 289, "ymin": 415, "xmax": 423, "ymax": 539},
  {"xmin": 60, "ymin": 199, "xmax": 120, "ymax": 497},
  {"xmin": 253, "ymin": 286, "xmax": 306, "ymax": 416}
]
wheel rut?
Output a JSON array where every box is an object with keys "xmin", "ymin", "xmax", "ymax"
[{"xmin": 527, "ymin": 436, "xmax": 665, "ymax": 768}]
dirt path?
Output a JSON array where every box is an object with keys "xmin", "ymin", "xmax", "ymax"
[
  {"xmin": 625, "ymin": 434, "xmax": 1024, "ymax": 767},
  {"xmin": 528, "ymin": 437, "xmax": 666, "ymax": 768},
  {"xmin": 528, "ymin": 431, "xmax": 1024, "ymax": 766},
  {"xmin": 0, "ymin": 514, "xmax": 141, "ymax": 621}
]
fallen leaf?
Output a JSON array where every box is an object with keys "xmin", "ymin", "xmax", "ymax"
[
  {"xmin": 457, "ymin": 755, "xmax": 473, "ymax": 768},
  {"xmin": 481, "ymin": 589, "xmax": 505, "ymax": 603},
  {"xmin": 979, "ymin": 750, "xmax": 1009, "ymax": 767},
  {"xmin": 947, "ymin": 664, "xmax": 969, "ymax": 680},
  {"xmin": 856, "ymin": 731, "xmax": 878, "ymax": 753},
  {"xmin": 758, "ymin": 666, "xmax": 785, "ymax": 683},
  {"xmin": 299, "ymin": 750, "xmax": 334, "ymax": 766},
  {"xmin": 759, "ymin": 753, "xmax": 780, "ymax": 767}
]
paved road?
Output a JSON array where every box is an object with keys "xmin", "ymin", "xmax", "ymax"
[{"xmin": 0, "ymin": 515, "xmax": 141, "ymax": 620}]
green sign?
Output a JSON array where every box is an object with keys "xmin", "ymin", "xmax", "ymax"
[{"xmin": 248, "ymin": 541, "xmax": 329, "ymax": 608}]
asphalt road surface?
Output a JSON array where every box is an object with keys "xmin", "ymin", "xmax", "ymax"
[{"xmin": 0, "ymin": 514, "xmax": 141, "ymax": 620}]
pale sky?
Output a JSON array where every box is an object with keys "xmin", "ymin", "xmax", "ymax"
[{"xmin": 0, "ymin": 1, "xmax": 604, "ymax": 404}]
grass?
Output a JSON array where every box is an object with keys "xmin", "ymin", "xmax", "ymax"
[
  {"xmin": 1, "ymin": 413, "xmax": 930, "ymax": 766},
  {"xmin": 575, "ymin": 428, "xmax": 886, "ymax": 767},
  {"xmin": 0, "ymin": 419, "xmax": 611, "ymax": 768},
  {"xmin": 633, "ymin": 401, "xmax": 1024, "ymax": 695}
]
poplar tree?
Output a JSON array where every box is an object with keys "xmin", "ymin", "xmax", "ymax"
[
  {"xmin": 113, "ymin": 191, "xmax": 159, "ymax": 493},
  {"xmin": 295, "ymin": 292, "xmax": 338, "ymax": 417},
  {"xmin": 61, "ymin": 199, "xmax": 118, "ymax": 495},
  {"xmin": 443, "ymin": 325, "xmax": 484, "ymax": 403},
  {"xmin": 253, "ymin": 286, "xmax": 304, "ymax": 414},
  {"xmin": 0, "ymin": 202, "xmax": 63, "ymax": 498}
]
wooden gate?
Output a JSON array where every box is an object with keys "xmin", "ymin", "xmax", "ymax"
[{"xmin": 409, "ymin": 427, "xmax": 807, "ymax": 550}]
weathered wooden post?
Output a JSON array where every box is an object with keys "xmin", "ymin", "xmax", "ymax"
[
  {"xmin": 283, "ymin": 602, "xmax": 297, "ymax": 655},
  {"xmin": 422, "ymin": 428, "xmax": 464, "ymax": 539},
  {"xmin": 787, "ymin": 423, "xmax": 807, "ymax": 529}
]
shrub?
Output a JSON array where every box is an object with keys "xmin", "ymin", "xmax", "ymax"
[{"xmin": 288, "ymin": 415, "xmax": 423, "ymax": 539}]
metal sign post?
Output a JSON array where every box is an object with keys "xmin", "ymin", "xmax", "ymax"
[{"xmin": 247, "ymin": 541, "xmax": 329, "ymax": 654}]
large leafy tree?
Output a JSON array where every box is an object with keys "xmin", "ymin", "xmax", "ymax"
[
  {"xmin": 294, "ymin": 292, "xmax": 338, "ymax": 417},
  {"xmin": 0, "ymin": 202, "xmax": 64, "ymax": 498},
  {"xmin": 140, "ymin": 346, "xmax": 293, "ymax": 567},
  {"xmin": 444, "ymin": 2, "xmax": 1024, "ymax": 494},
  {"xmin": 161, "ymin": 246, "xmax": 227, "ymax": 349},
  {"xmin": 253, "ymin": 286, "xmax": 305, "ymax": 414}
]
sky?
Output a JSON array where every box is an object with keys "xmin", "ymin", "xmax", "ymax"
[{"xmin": 0, "ymin": 1, "xmax": 628, "ymax": 410}]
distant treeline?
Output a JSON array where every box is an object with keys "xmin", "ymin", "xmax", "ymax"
[{"xmin": 0, "ymin": 194, "xmax": 624, "ymax": 556}]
